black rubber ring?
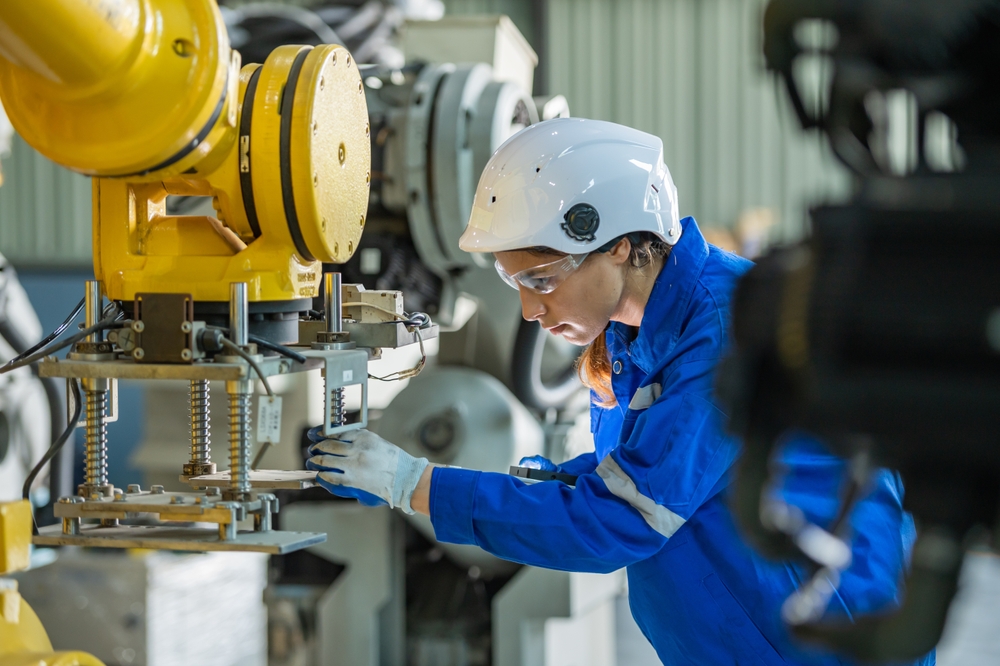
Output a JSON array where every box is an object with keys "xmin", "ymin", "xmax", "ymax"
[
  {"xmin": 129, "ymin": 69, "xmax": 230, "ymax": 177},
  {"xmin": 239, "ymin": 66, "xmax": 263, "ymax": 238},
  {"xmin": 279, "ymin": 48, "xmax": 315, "ymax": 262}
]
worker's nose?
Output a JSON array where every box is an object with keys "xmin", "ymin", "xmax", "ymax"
[{"xmin": 520, "ymin": 290, "xmax": 545, "ymax": 321}]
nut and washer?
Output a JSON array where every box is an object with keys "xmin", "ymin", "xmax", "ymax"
[
  {"xmin": 150, "ymin": 485, "xmax": 165, "ymax": 494},
  {"xmin": 127, "ymin": 484, "xmax": 142, "ymax": 494},
  {"xmin": 131, "ymin": 321, "xmax": 145, "ymax": 333}
]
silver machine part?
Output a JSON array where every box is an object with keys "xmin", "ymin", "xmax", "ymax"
[
  {"xmin": 183, "ymin": 378, "xmax": 215, "ymax": 477},
  {"xmin": 226, "ymin": 282, "xmax": 252, "ymax": 499},
  {"xmin": 326, "ymin": 272, "xmax": 346, "ymax": 428},
  {"xmin": 80, "ymin": 279, "xmax": 111, "ymax": 499}
]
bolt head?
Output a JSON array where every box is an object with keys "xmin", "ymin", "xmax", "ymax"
[
  {"xmin": 206, "ymin": 487, "xmax": 221, "ymax": 496},
  {"xmin": 58, "ymin": 496, "xmax": 74, "ymax": 504},
  {"xmin": 133, "ymin": 348, "xmax": 145, "ymax": 360},
  {"xmin": 181, "ymin": 349, "xmax": 193, "ymax": 361},
  {"xmin": 131, "ymin": 320, "xmax": 145, "ymax": 333},
  {"xmin": 170, "ymin": 495, "xmax": 183, "ymax": 504},
  {"xmin": 127, "ymin": 484, "xmax": 141, "ymax": 494},
  {"xmin": 151, "ymin": 485, "xmax": 165, "ymax": 494}
]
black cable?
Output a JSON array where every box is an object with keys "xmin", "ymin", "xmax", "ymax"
[
  {"xmin": 0, "ymin": 319, "xmax": 70, "ymax": 502},
  {"xmin": 247, "ymin": 334, "xmax": 309, "ymax": 364},
  {"xmin": 23, "ymin": 378, "xmax": 81, "ymax": 505},
  {"xmin": 0, "ymin": 315, "xmax": 122, "ymax": 376},
  {"xmin": 3, "ymin": 297, "xmax": 85, "ymax": 369}
]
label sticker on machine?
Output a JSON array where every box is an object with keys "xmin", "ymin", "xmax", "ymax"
[{"xmin": 257, "ymin": 396, "xmax": 283, "ymax": 443}]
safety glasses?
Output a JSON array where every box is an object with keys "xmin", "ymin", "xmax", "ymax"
[{"xmin": 494, "ymin": 253, "xmax": 589, "ymax": 295}]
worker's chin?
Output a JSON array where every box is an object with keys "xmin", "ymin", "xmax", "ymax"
[{"xmin": 556, "ymin": 326, "xmax": 592, "ymax": 346}]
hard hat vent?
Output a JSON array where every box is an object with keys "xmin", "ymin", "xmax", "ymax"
[{"xmin": 561, "ymin": 203, "xmax": 600, "ymax": 242}]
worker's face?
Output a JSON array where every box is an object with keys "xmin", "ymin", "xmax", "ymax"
[{"xmin": 495, "ymin": 241, "xmax": 631, "ymax": 345}]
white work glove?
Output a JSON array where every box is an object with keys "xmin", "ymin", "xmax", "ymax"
[{"xmin": 306, "ymin": 428, "xmax": 429, "ymax": 514}]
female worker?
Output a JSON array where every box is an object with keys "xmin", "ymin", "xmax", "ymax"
[{"xmin": 307, "ymin": 118, "xmax": 933, "ymax": 666}]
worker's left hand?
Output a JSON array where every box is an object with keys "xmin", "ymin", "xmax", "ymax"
[{"xmin": 306, "ymin": 428, "xmax": 429, "ymax": 514}]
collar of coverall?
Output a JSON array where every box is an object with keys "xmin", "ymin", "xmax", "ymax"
[{"xmin": 607, "ymin": 216, "xmax": 710, "ymax": 376}]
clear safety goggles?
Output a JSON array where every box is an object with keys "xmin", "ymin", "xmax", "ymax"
[{"xmin": 494, "ymin": 253, "xmax": 589, "ymax": 295}]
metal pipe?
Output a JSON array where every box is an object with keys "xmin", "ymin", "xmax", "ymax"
[
  {"xmin": 325, "ymin": 272, "xmax": 342, "ymax": 333},
  {"xmin": 85, "ymin": 279, "xmax": 103, "ymax": 342},
  {"xmin": 230, "ymin": 282, "xmax": 248, "ymax": 347}
]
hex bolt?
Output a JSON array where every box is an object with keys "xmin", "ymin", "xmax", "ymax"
[
  {"xmin": 151, "ymin": 485, "xmax": 165, "ymax": 494},
  {"xmin": 127, "ymin": 484, "xmax": 142, "ymax": 494},
  {"xmin": 113, "ymin": 490, "xmax": 126, "ymax": 502},
  {"xmin": 170, "ymin": 495, "xmax": 185, "ymax": 504},
  {"xmin": 205, "ymin": 486, "xmax": 221, "ymax": 497}
]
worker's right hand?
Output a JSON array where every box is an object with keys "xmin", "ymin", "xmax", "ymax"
[{"xmin": 519, "ymin": 455, "xmax": 559, "ymax": 472}]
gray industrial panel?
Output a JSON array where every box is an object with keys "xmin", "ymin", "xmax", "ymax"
[
  {"xmin": 443, "ymin": 0, "xmax": 537, "ymax": 46},
  {"xmin": 0, "ymin": 134, "xmax": 92, "ymax": 266}
]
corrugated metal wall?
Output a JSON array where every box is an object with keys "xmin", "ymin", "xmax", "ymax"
[
  {"xmin": 543, "ymin": 0, "xmax": 850, "ymax": 240},
  {"xmin": 0, "ymin": 135, "xmax": 92, "ymax": 266}
]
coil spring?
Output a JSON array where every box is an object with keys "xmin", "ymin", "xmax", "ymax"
[
  {"xmin": 84, "ymin": 390, "xmax": 108, "ymax": 488},
  {"xmin": 228, "ymin": 392, "xmax": 252, "ymax": 492},
  {"xmin": 190, "ymin": 379, "xmax": 211, "ymax": 463}
]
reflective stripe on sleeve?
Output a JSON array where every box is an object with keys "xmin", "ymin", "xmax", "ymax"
[
  {"xmin": 596, "ymin": 455, "xmax": 686, "ymax": 538},
  {"xmin": 628, "ymin": 383, "xmax": 662, "ymax": 410}
]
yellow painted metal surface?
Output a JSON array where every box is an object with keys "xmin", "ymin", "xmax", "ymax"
[
  {"xmin": 0, "ymin": 501, "xmax": 31, "ymax": 576},
  {"xmin": 0, "ymin": 0, "xmax": 371, "ymax": 305},
  {"xmin": 0, "ymin": 0, "xmax": 230, "ymax": 179},
  {"xmin": 0, "ymin": 591, "xmax": 106, "ymax": 665},
  {"xmin": 0, "ymin": 500, "xmax": 104, "ymax": 665}
]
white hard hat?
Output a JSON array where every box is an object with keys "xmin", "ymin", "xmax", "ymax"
[{"xmin": 459, "ymin": 117, "xmax": 682, "ymax": 254}]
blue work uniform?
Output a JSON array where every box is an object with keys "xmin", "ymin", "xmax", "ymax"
[{"xmin": 429, "ymin": 217, "xmax": 934, "ymax": 666}]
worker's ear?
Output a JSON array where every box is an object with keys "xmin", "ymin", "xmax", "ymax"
[{"xmin": 606, "ymin": 237, "xmax": 633, "ymax": 266}]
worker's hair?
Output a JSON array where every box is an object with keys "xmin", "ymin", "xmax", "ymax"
[{"xmin": 527, "ymin": 232, "xmax": 671, "ymax": 408}]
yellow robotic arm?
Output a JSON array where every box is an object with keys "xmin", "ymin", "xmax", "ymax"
[{"xmin": 0, "ymin": 0, "xmax": 371, "ymax": 310}]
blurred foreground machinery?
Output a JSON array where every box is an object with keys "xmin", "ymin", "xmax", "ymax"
[
  {"xmin": 719, "ymin": 0, "xmax": 1000, "ymax": 662},
  {"xmin": 0, "ymin": 0, "xmax": 436, "ymax": 556}
]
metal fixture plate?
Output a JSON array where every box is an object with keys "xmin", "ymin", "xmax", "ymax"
[
  {"xmin": 33, "ymin": 523, "xmax": 326, "ymax": 554},
  {"xmin": 55, "ymin": 491, "xmax": 256, "ymax": 523},
  {"xmin": 298, "ymin": 320, "xmax": 439, "ymax": 349},
  {"xmin": 185, "ymin": 469, "xmax": 318, "ymax": 489},
  {"xmin": 39, "ymin": 355, "xmax": 319, "ymax": 380}
]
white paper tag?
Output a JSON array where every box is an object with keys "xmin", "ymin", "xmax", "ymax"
[
  {"xmin": 257, "ymin": 395, "xmax": 283, "ymax": 444},
  {"xmin": 343, "ymin": 369, "xmax": 353, "ymax": 382}
]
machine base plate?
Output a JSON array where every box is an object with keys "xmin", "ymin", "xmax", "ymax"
[
  {"xmin": 185, "ymin": 469, "xmax": 317, "ymax": 489},
  {"xmin": 33, "ymin": 523, "xmax": 326, "ymax": 554}
]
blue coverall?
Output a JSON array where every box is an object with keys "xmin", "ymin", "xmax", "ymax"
[{"xmin": 429, "ymin": 217, "xmax": 935, "ymax": 665}]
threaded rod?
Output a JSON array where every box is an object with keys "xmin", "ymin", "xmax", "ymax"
[
  {"xmin": 83, "ymin": 389, "xmax": 108, "ymax": 489},
  {"xmin": 189, "ymin": 380, "xmax": 211, "ymax": 463},
  {"xmin": 228, "ymin": 391, "xmax": 252, "ymax": 493}
]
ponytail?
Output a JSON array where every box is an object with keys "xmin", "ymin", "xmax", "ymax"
[{"xmin": 578, "ymin": 329, "xmax": 616, "ymax": 407}]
